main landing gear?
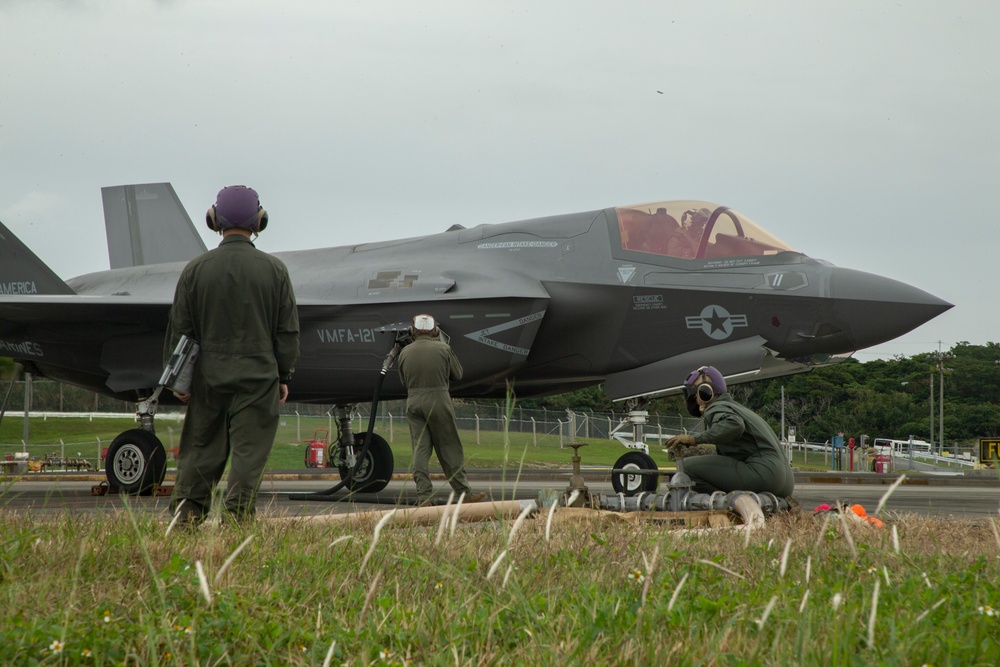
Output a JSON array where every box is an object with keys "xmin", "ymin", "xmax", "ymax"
[
  {"xmin": 328, "ymin": 405, "xmax": 394, "ymax": 493},
  {"xmin": 105, "ymin": 395, "xmax": 167, "ymax": 495}
]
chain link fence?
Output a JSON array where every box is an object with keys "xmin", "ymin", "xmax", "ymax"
[{"xmin": 1, "ymin": 379, "xmax": 705, "ymax": 469}]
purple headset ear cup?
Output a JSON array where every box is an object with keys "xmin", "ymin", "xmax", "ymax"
[
  {"xmin": 206, "ymin": 206, "xmax": 218, "ymax": 231},
  {"xmin": 256, "ymin": 208, "xmax": 268, "ymax": 232},
  {"xmin": 698, "ymin": 384, "xmax": 715, "ymax": 401}
]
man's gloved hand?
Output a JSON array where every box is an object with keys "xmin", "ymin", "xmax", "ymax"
[
  {"xmin": 664, "ymin": 434, "xmax": 715, "ymax": 461},
  {"xmin": 666, "ymin": 434, "xmax": 696, "ymax": 448}
]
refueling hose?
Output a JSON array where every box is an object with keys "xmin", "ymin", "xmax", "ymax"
[{"xmin": 296, "ymin": 335, "xmax": 404, "ymax": 500}]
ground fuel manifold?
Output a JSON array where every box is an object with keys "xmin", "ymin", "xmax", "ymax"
[{"xmin": 597, "ymin": 471, "xmax": 790, "ymax": 516}]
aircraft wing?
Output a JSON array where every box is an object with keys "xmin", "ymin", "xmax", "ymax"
[
  {"xmin": 0, "ymin": 295, "xmax": 172, "ymax": 392},
  {"xmin": 603, "ymin": 335, "xmax": 836, "ymax": 401}
]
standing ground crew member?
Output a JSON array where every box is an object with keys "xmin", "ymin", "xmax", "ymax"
[
  {"xmin": 398, "ymin": 314, "xmax": 486, "ymax": 505},
  {"xmin": 166, "ymin": 185, "xmax": 299, "ymax": 524},
  {"xmin": 665, "ymin": 365, "xmax": 794, "ymax": 498}
]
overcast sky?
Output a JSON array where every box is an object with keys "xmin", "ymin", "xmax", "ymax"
[{"xmin": 1, "ymin": 1, "xmax": 996, "ymax": 361}]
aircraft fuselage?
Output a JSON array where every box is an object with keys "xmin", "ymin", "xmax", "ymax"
[{"xmin": 0, "ymin": 201, "xmax": 950, "ymax": 404}]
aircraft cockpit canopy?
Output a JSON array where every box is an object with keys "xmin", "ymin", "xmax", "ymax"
[{"xmin": 616, "ymin": 201, "xmax": 796, "ymax": 261}]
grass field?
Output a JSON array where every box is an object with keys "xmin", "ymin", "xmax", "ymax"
[
  {"xmin": 0, "ymin": 415, "xmax": 837, "ymax": 474},
  {"xmin": 1, "ymin": 501, "xmax": 998, "ymax": 664}
]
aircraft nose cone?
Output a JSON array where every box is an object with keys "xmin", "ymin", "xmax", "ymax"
[{"xmin": 828, "ymin": 267, "xmax": 952, "ymax": 350}]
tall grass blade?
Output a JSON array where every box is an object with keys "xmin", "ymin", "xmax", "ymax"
[
  {"xmin": 867, "ymin": 580, "xmax": 880, "ymax": 649},
  {"xmin": 357, "ymin": 571, "xmax": 382, "ymax": 629},
  {"xmin": 698, "ymin": 559, "xmax": 744, "ymax": 579},
  {"xmin": 545, "ymin": 503, "xmax": 557, "ymax": 542},
  {"xmin": 507, "ymin": 503, "xmax": 533, "ymax": 545},
  {"xmin": 838, "ymin": 511, "xmax": 858, "ymax": 558},
  {"xmin": 322, "ymin": 639, "xmax": 337, "ymax": 667},
  {"xmin": 487, "ymin": 550, "xmax": 507, "ymax": 581},
  {"xmin": 361, "ymin": 510, "xmax": 396, "ymax": 574},
  {"xmin": 779, "ymin": 538, "xmax": 791, "ymax": 577},
  {"xmin": 450, "ymin": 493, "xmax": 466, "ymax": 537},
  {"xmin": 914, "ymin": 597, "xmax": 947, "ymax": 623},
  {"xmin": 195, "ymin": 560, "xmax": 213, "ymax": 605},
  {"xmin": 874, "ymin": 474, "xmax": 906, "ymax": 515},
  {"xmin": 756, "ymin": 595, "xmax": 777, "ymax": 631},
  {"xmin": 667, "ymin": 573, "xmax": 688, "ymax": 612},
  {"xmin": 215, "ymin": 534, "xmax": 254, "ymax": 584},
  {"xmin": 165, "ymin": 498, "xmax": 186, "ymax": 537}
]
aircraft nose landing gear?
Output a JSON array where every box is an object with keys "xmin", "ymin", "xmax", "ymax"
[{"xmin": 105, "ymin": 428, "xmax": 167, "ymax": 495}]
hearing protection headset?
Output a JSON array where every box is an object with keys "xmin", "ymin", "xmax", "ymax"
[
  {"xmin": 682, "ymin": 366, "xmax": 726, "ymax": 416},
  {"xmin": 205, "ymin": 185, "xmax": 269, "ymax": 233}
]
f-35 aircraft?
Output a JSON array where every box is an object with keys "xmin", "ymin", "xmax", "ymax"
[{"xmin": 0, "ymin": 183, "xmax": 951, "ymax": 494}]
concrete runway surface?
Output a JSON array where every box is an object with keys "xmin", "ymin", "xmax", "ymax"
[{"xmin": 1, "ymin": 469, "xmax": 998, "ymax": 520}]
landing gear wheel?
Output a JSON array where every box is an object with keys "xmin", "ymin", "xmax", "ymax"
[
  {"xmin": 337, "ymin": 433, "xmax": 394, "ymax": 493},
  {"xmin": 105, "ymin": 429, "xmax": 167, "ymax": 495},
  {"xmin": 611, "ymin": 451, "xmax": 659, "ymax": 496}
]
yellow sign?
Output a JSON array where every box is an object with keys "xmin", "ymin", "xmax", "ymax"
[{"xmin": 979, "ymin": 439, "xmax": 1000, "ymax": 467}]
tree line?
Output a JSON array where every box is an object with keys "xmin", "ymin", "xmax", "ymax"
[{"xmin": 514, "ymin": 342, "xmax": 1000, "ymax": 447}]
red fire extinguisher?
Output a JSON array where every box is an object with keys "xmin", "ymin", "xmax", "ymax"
[
  {"xmin": 305, "ymin": 441, "xmax": 326, "ymax": 468},
  {"xmin": 304, "ymin": 429, "xmax": 330, "ymax": 468}
]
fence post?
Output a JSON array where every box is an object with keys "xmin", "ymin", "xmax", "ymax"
[
  {"xmin": 531, "ymin": 417, "xmax": 536, "ymax": 446},
  {"xmin": 388, "ymin": 412, "xmax": 394, "ymax": 443},
  {"xmin": 475, "ymin": 414, "xmax": 480, "ymax": 445},
  {"xmin": 558, "ymin": 420, "xmax": 564, "ymax": 447},
  {"xmin": 22, "ymin": 372, "xmax": 31, "ymax": 447},
  {"xmin": 295, "ymin": 411, "xmax": 301, "ymax": 441}
]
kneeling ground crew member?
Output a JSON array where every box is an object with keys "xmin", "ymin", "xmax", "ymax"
[{"xmin": 665, "ymin": 365, "xmax": 794, "ymax": 498}]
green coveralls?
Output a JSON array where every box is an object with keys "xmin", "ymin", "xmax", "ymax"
[
  {"xmin": 398, "ymin": 334, "xmax": 471, "ymax": 502},
  {"xmin": 165, "ymin": 235, "xmax": 299, "ymax": 520},
  {"xmin": 684, "ymin": 393, "xmax": 795, "ymax": 497}
]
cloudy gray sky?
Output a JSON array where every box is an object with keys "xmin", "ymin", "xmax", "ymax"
[{"xmin": 1, "ymin": 1, "xmax": 996, "ymax": 361}]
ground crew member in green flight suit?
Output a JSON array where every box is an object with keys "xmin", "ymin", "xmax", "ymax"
[
  {"xmin": 665, "ymin": 365, "xmax": 794, "ymax": 498},
  {"xmin": 398, "ymin": 314, "xmax": 487, "ymax": 505},
  {"xmin": 165, "ymin": 185, "xmax": 299, "ymax": 524}
]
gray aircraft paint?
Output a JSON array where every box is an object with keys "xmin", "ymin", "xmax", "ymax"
[{"xmin": 0, "ymin": 185, "xmax": 951, "ymax": 406}]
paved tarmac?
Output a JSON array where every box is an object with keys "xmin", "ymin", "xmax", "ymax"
[{"xmin": 2, "ymin": 468, "xmax": 998, "ymax": 519}]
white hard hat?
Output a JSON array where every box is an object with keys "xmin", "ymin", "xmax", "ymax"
[{"xmin": 412, "ymin": 314, "xmax": 436, "ymax": 332}]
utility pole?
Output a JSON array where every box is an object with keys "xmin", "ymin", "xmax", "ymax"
[
  {"xmin": 929, "ymin": 372, "xmax": 934, "ymax": 448},
  {"xmin": 938, "ymin": 341, "xmax": 945, "ymax": 454}
]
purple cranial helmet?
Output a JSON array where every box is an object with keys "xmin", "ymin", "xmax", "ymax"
[
  {"xmin": 682, "ymin": 365, "xmax": 726, "ymax": 416},
  {"xmin": 206, "ymin": 185, "xmax": 268, "ymax": 233}
]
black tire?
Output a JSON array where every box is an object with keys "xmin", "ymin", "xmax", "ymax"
[
  {"xmin": 105, "ymin": 429, "xmax": 167, "ymax": 495},
  {"xmin": 611, "ymin": 451, "xmax": 659, "ymax": 496},
  {"xmin": 337, "ymin": 433, "xmax": 394, "ymax": 493}
]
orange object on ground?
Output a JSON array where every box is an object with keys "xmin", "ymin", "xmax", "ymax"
[{"xmin": 849, "ymin": 503, "xmax": 884, "ymax": 528}]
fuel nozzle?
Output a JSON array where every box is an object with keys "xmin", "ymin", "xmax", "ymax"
[{"xmin": 381, "ymin": 342, "xmax": 402, "ymax": 375}]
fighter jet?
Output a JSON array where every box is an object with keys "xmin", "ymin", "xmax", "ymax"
[{"xmin": 0, "ymin": 183, "xmax": 951, "ymax": 494}]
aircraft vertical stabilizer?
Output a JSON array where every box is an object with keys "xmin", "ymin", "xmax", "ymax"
[
  {"xmin": 0, "ymin": 220, "xmax": 75, "ymax": 295},
  {"xmin": 101, "ymin": 183, "xmax": 207, "ymax": 269}
]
